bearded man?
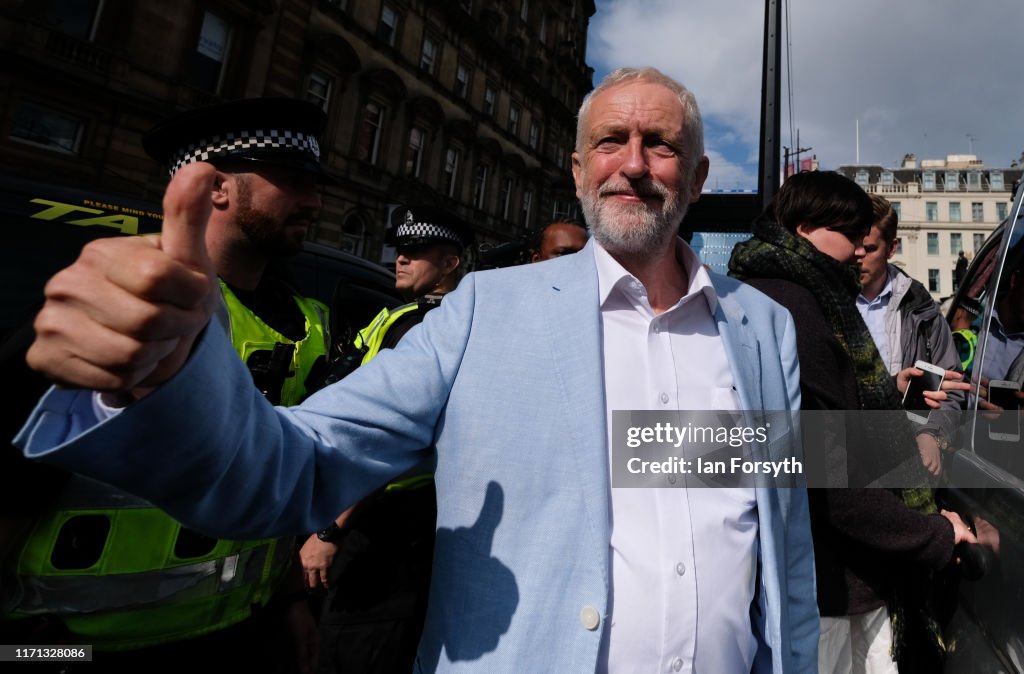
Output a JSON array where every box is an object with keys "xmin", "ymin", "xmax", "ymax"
[{"xmin": 18, "ymin": 68, "xmax": 817, "ymax": 673}]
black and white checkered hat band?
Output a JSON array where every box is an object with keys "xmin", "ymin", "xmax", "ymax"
[
  {"xmin": 168, "ymin": 129, "xmax": 320, "ymax": 175},
  {"xmin": 395, "ymin": 221, "xmax": 462, "ymax": 245}
]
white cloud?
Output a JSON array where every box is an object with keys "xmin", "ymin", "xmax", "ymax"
[{"xmin": 587, "ymin": 0, "xmax": 1024, "ymax": 188}]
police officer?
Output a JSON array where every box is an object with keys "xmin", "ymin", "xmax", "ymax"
[
  {"xmin": 299, "ymin": 205, "xmax": 471, "ymax": 674},
  {"xmin": 2, "ymin": 98, "xmax": 332, "ymax": 673}
]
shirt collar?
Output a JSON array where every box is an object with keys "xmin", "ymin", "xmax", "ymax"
[
  {"xmin": 593, "ymin": 237, "xmax": 719, "ymax": 316},
  {"xmin": 857, "ymin": 270, "xmax": 894, "ymax": 306}
]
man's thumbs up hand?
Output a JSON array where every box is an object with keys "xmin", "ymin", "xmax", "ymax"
[
  {"xmin": 160, "ymin": 162, "xmax": 216, "ymax": 273},
  {"xmin": 28, "ymin": 163, "xmax": 219, "ymax": 393}
]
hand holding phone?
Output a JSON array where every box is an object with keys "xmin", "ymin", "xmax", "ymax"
[{"xmin": 902, "ymin": 360, "xmax": 946, "ymax": 424}]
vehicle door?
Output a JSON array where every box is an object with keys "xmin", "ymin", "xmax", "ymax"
[{"xmin": 941, "ymin": 183, "xmax": 1024, "ymax": 673}]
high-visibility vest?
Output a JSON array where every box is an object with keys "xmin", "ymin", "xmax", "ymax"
[
  {"xmin": 220, "ymin": 281, "xmax": 330, "ymax": 407},
  {"xmin": 953, "ymin": 328, "xmax": 978, "ymax": 373},
  {"xmin": 3, "ymin": 284, "xmax": 329, "ymax": 650},
  {"xmin": 354, "ymin": 301, "xmax": 423, "ymax": 366}
]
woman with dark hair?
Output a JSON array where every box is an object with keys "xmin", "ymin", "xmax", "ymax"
[{"xmin": 729, "ymin": 171, "xmax": 975, "ymax": 673}]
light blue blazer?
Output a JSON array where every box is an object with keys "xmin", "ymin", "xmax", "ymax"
[{"xmin": 18, "ymin": 242, "xmax": 817, "ymax": 672}]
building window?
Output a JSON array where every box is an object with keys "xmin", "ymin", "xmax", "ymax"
[
  {"xmin": 405, "ymin": 127, "xmax": 425, "ymax": 178},
  {"xmin": 501, "ymin": 176, "xmax": 515, "ymax": 220},
  {"xmin": 190, "ymin": 10, "xmax": 232, "ymax": 92},
  {"xmin": 973, "ymin": 233, "xmax": 985, "ymax": 253},
  {"xmin": 528, "ymin": 121, "xmax": 540, "ymax": 150},
  {"xmin": 420, "ymin": 36, "xmax": 438, "ymax": 74},
  {"xmin": 945, "ymin": 171, "xmax": 959, "ymax": 191},
  {"xmin": 923, "ymin": 171, "xmax": 935, "ymax": 191},
  {"xmin": 950, "ymin": 232, "xmax": 963, "ymax": 255},
  {"xmin": 925, "ymin": 202, "xmax": 938, "ymax": 222},
  {"xmin": 356, "ymin": 102, "xmax": 384, "ymax": 164},
  {"xmin": 554, "ymin": 143, "xmax": 566, "ymax": 169},
  {"xmin": 443, "ymin": 148, "xmax": 460, "ymax": 197},
  {"xmin": 472, "ymin": 164, "xmax": 489, "ymax": 210},
  {"xmin": 949, "ymin": 202, "xmax": 961, "ymax": 222},
  {"xmin": 997, "ymin": 202, "xmax": 1009, "ymax": 221},
  {"xmin": 508, "ymin": 104, "xmax": 521, "ymax": 136},
  {"xmin": 967, "ymin": 171, "xmax": 982, "ymax": 190},
  {"xmin": 520, "ymin": 188, "xmax": 533, "ymax": 227},
  {"xmin": 880, "ymin": 171, "xmax": 894, "ymax": 186},
  {"xmin": 47, "ymin": 0, "xmax": 103, "ymax": 40},
  {"xmin": 454, "ymin": 63, "xmax": 470, "ymax": 99},
  {"xmin": 10, "ymin": 101, "xmax": 83, "ymax": 154},
  {"xmin": 378, "ymin": 4, "xmax": 398, "ymax": 46},
  {"xmin": 483, "ymin": 85, "xmax": 497, "ymax": 116},
  {"xmin": 991, "ymin": 171, "xmax": 1005, "ymax": 190},
  {"xmin": 971, "ymin": 202, "xmax": 984, "ymax": 222},
  {"xmin": 928, "ymin": 269, "xmax": 940, "ymax": 293},
  {"xmin": 890, "ymin": 201, "xmax": 901, "ymax": 218},
  {"xmin": 855, "ymin": 170, "xmax": 869, "ymax": 188},
  {"xmin": 305, "ymin": 72, "xmax": 332, "ymax": 112},
  {"xmin": 927, "ymin": 232, "xmax": 939, "ymax": 255}
]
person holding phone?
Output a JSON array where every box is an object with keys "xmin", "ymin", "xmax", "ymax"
[
  {"xmin": 856, "ymin": 194, "xmax": 967, "ymax": 477},
  {"xmin": 729, "ymin": 171, "xmax": 976, "ymax": 674}
]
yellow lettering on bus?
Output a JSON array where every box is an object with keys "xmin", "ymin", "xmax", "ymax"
[{"xmin": 29, "ymin": 198, "xmax": 138, "ymax": 234}]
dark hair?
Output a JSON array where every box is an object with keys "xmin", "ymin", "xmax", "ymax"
[
  {"xmin": 769, "ymin": 171, "xmax": 873, "ymax": 240},
  {"xmin": 869, "ymin": 193, "xmax": 899, "ymax": 244},
  {"xmin": 532, "ymin": 218, "xmax": 587, "ymax": 252}
]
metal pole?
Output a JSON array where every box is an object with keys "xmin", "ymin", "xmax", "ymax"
[{"xmin": 758, "ymin": 0, "xmax": 782, "ymax": 210}]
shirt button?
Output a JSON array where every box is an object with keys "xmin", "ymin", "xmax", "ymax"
[
  {"xmin": 660, "ymin": 392, "xmax": 669, "ymax": 404},
  {"xmin": 580, "ymin": 606, "xmax": 601, "ymax": 631},
  {"xmin": 653, "ymin": 324, "xmax": 661, "ymax": 334},
  {"xmin": 667, "ymin": 474, "xmax": 677, "ymax": 485},
  {"xmin": 676, "ymin": 562, "xmax": 686, "ymax": 576},
  {"xmin": 672, "ymin": 657, "xmax": 684, "ymax": 671}
]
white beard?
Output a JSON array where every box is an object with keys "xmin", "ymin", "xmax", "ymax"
[{"xmin": 581, "ymin": 176, "xmax": 688, "ymax": 261}]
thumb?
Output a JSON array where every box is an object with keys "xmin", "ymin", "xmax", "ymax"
[
  {"xmin": 161, "ymin": 162, "xmax": 216, "ymax": 269},
  {"xmin": 466, "ymin": 481, "xmax": 505, "ymax": 550}
]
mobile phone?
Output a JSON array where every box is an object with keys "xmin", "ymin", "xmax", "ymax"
[
  {"xmin": 902, "ymin": 360, "xmax": 945, "ymax": 424},
  {"xmin": 988, "ymin": 379, "xmax": 1021, "ymax": 442}
]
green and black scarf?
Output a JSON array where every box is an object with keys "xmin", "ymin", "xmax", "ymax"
[{"xmin": 729, "ymin": 216, "xmax": 941, "ymax": 659}]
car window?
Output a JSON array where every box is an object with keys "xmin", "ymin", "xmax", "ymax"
[{"xmin": 962, "ymin": 194, "xmax": 1024, "ymax": 477}]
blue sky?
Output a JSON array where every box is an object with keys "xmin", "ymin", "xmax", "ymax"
[{"xmin": 586, "ymin": 0, "xmax": 1024, "ymax": 191}]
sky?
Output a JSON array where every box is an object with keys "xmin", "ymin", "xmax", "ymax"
[{"xmin": 585, "ymin": 0, "xmax": 1024, "ymax": 192}]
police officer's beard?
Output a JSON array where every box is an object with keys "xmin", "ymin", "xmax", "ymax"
[
  {"xmin": 235, "ymin": 180, "xmax": 306, "ymax": 259},
  {"xmin": 582, "ymin": 177, "xmax": 686, "ymax": 261}
]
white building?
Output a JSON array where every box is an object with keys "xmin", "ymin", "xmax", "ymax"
[{"xmin": 837, "ymin": 155, "xmax": 1021, "ymax": 299}]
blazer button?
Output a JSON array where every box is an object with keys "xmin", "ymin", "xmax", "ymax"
[{"xmin": 580, "ymin": 606, "xmax": 601, "ymax": 631}]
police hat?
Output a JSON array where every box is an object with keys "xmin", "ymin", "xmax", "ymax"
[
  {"xmin": 386, "ymin": 205, "xmax": 473, "ymax": 252},
  {"xmin": 142, "ymin": 97, "xmax": 333, "ymax": 181}
]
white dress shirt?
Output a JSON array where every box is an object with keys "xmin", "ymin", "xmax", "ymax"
[{"xmin": 594, "ymin": 240, "xmax": 758, "ymax": 674}]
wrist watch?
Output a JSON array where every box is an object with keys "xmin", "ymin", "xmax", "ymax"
[
  {"xmin": 919, "ymin": 430, "xmax": 952, "ymax": 452},
  {"xmin": 316, "ymin": 521, "xmax": 343, "ymax": 543}
]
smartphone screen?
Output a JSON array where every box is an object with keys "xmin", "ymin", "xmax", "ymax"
[
  {"xmin": 989, "ymin": 383, "xmax": 1021, "ymax": 439},
  {"xmin": 990, "ymin": 384, "xmax": 1019, "ymax": 410},
  {"xmin": 904, "ymin": 368, "xmax": 944, "ymax": 411}
]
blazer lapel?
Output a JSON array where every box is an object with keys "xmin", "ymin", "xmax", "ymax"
[
  {"xmin": 538, "ymin": 244, "xmax": 611, "ymax": 561},
  {"xmin": 713, "ymin": 283, "xmax": 763, "ymax": 413}
]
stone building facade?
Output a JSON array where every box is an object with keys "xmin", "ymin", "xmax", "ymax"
[
  {"xmin": 837, "ymin": 154, "xmax": 1021, "ymax": 299},
  {"xmin": 0, "ymin": 0, "xmax": 594, "ymax": 265}
]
